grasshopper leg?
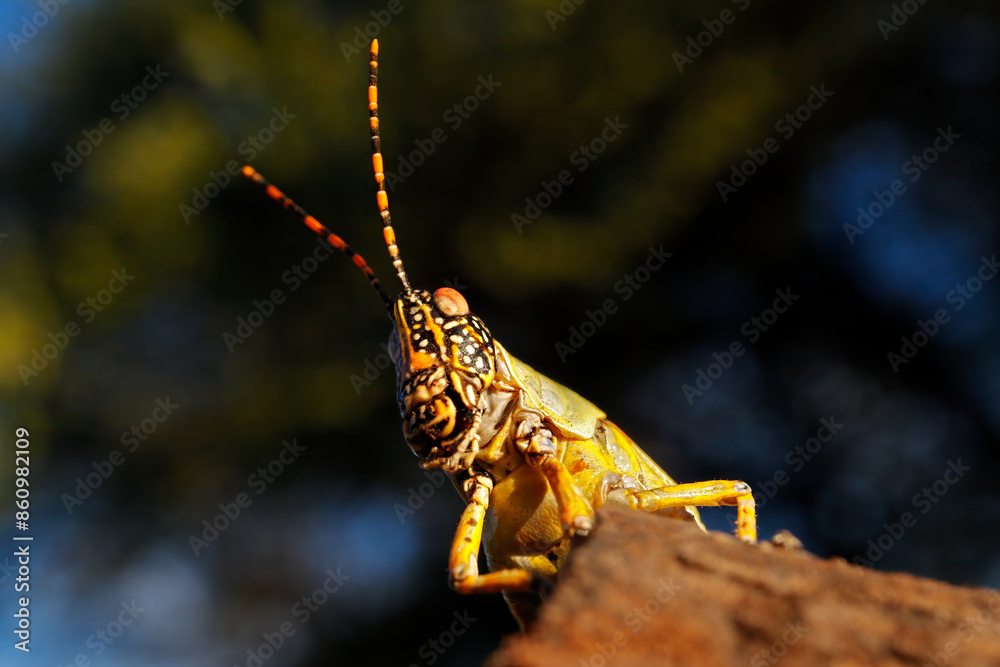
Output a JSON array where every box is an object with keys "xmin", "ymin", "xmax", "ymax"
[
  {"xmin": 609, "ymin": 480, "xmax": 757, "ymax": 543},
  {"xmin": 449, "ymin": 474, "xmax": 538, "ymax": 595},
  {"xmin": 537, "ymin": 456, "xmax": 595, "ymax": 536},
  {"xmin": 515, "ymin": 415, "xmax": 594, "ymax": 536}
]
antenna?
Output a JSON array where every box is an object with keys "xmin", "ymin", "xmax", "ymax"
[
  {"xmin": 242, "ymin": 165, "xmax": 391, "ymax": 306},
  {"xmin": 368, "ymin": 39, "xmax": 412, "ymax": 294}
]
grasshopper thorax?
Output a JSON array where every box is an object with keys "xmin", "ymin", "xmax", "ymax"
[{"xmin": 390, "ymin": 287, "xmax": 496, "ymax": 470}]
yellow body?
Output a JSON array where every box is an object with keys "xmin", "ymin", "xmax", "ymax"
[{"xmin": 449, "ymin": 341, "xmax": 705, "ymax": 624}]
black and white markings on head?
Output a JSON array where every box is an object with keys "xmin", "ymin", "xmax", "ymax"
[
  {"xmin": 442, "ymin": 313, "xmax": 493, "ymax": 375},
  {"xmin": 395, "ymin": 287, "xmax": 495, "ymax": 379}
]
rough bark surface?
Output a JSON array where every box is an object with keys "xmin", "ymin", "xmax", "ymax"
[{"xmin": 486, "ymin": 505, "xmax": 1000, "ymax": 667}]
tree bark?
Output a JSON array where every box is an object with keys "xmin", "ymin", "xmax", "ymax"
[{"xmin": 486, "ymin": 505, "xmax": 1000, "ymax": 667}]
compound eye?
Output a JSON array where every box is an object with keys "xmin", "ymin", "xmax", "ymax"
[{"xmin": 433, "ymin": 287, "xmax": 469, "ymax": 317}]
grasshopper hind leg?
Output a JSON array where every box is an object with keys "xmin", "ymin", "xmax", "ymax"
[{"xmin": 608, "ymin": 480, "xmax": 757, "ymax": 543}]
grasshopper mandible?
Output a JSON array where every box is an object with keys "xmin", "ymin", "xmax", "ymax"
[{"xmin": 243, "ymin": 39, "xmax": 757, "ymax": 628}]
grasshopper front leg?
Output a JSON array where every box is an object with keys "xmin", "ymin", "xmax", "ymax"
[{"xmin": 449, "ymin": 473, "xmax": 537, "ymax": 594}]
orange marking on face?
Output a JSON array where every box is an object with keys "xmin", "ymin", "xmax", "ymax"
[
  {"xmin": 383, "ymin": 227, "xmax": 396, "ymax": 246},
  {"xmin": 377, "ymin": 191, "xmax": 389, "ymax": 211},
  {"xmin": 427, "ymin": 309, "xmax": 448, "ymax": 354},
  {"xmin": 426, "ymin": 398, "xmax": 456, "ymax": 436},
  {"xmin": 408, "ymin": 350, "xmax": 437, "ymax": 371},
  {"xmin": 396, "ymin": 301, "xmax": 439, "ymax": 373}
]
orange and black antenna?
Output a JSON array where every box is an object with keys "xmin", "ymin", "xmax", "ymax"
[
  {"xmin": 368, "ymin": 39, "xmax": 412, "ymax": 295},
  {"xmin": 244, "ymin": 40, "xmax": 413, "ymax": 308},
  {"xmin": 242, "ymin": 165, "xmax": 391, "ymax": 306}
]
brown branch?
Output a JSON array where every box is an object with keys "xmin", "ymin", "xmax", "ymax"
[{"xmin": 486, "ymin": 505, "xmax": 1000, "ymax": 667}]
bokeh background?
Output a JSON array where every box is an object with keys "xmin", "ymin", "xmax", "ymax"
[{"xmin": 2, "ymin": 0, "xmax": 999, "ymax": 664}]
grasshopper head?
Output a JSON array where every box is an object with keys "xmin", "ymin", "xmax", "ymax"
[{"xmin": 389, "ymin": 287, "xmax": 496, "ymax": 469}]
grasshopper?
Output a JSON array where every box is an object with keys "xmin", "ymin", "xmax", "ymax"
[{"xmin": 243, "ymin": 39, "xmax": 757, "ymax": 628}]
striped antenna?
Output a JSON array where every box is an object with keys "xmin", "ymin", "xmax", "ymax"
[
  {"xmin": 242, "ymin": 165, "xmax": 391, "ymax": 306},
  {"xmin": 368, "ymin": 39, "xmax": 412, "ymax": 295}
]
